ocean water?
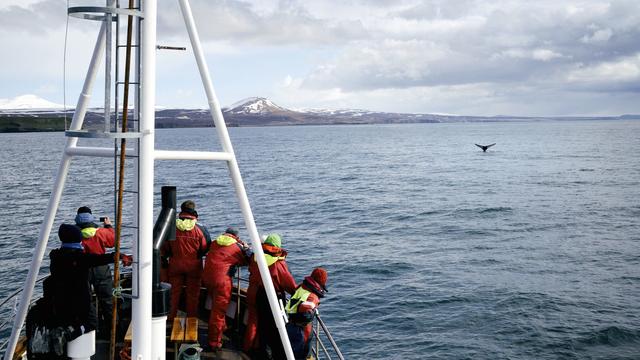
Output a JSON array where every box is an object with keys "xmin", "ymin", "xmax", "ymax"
[{"xmin": 1, "ymin": 120, "xmax": 639, "ymax": 359}]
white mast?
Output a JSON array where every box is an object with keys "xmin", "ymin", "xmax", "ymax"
[
  {"xmin": 176, "ymin": 1, "xmax": 296, "ymax": 358},
  {"xmin": 2, "ymin": 23, "xmax": 108, "ymax": 360},
  {"xmin": 130, "ymin": 0, "xmax": 156, "ymax": 358},
  {"xmin": 5, "ymin": 1, "xmax": 296, "ymax": 359}
]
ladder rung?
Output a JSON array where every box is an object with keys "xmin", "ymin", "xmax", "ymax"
[
  {"xmin": 117, "ymin": 44, "xmax": 140, "ymax": 48},
  {"xmin": 116, "ymin": 81, "xmax": 140, "ymax": 85},
  {"xmin": 122, "ymin": 190, "xmax": 139, "ymax": 193},
  {"xmin": 114, "ymin": 5, "xmax": 142, "ymax": 11}
]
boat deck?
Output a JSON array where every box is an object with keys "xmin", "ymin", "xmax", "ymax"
[{"xmin": 95, "ymin": 313, "xmax": 250, "ymax": 360}]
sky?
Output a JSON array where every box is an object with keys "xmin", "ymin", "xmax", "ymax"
[{"xmin": 1, "ymin": 0, "xmax": 639, "ymax": 116}]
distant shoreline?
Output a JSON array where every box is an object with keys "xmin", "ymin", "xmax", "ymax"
[{"xmin": 1, "ymin": 112, "xmax": 638, "ymax": 133}]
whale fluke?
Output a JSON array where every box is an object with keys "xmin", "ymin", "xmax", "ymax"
[{"xmin": 475, "ymin": 143, "xmax": 496, "ymax": 152}]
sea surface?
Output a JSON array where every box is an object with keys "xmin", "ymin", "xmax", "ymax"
[{"xmin": 1, "ymin": 120, "xmax": 639, "ymax": 359}]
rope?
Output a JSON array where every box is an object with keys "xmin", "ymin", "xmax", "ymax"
[
  {"xmin": 109, "ymin": 0, "xmax": 135, "ymax": 357},
  {"xmin": 236, "ymin": 267, "xmax": 241, "ymax": 335},
  {"xmin": 63, "ymin": 0, "xmax": 70, "ymax": 130},
  {"xmin": 112, "ymin": 285, "xmax": 124, "ymax": 300}
]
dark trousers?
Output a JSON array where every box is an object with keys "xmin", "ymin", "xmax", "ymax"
[
  {"xmin": 88, "ymin": 264, "xmax": 113, "ymax": 335},
  {"xmin": 255, "ymin": 289, "xmax": 286, "ymax": 360},
  {"xmin": 286, "ymin": 323, "xmax": 310, "ymax": 359}
]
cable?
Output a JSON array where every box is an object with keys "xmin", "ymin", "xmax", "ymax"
[{"xmin": 63, "ymin": 0, "xmax": 70, "ymax": 130}]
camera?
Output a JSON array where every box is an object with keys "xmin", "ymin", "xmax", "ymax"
[{"xmin": 99, "ymin": 217, "xmax": 107, "ymax": 222}]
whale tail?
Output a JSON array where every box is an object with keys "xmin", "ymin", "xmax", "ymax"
[{"xmin": 475, "ymin": 143, "xmax": 496, "ymax": 152}]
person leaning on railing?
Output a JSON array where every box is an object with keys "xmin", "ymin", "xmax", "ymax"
[
  {"xmin": 201, "ymin": 227, "xmax": 251, "ymax": 352},
  {"xmin": 243, "ymin": 233, "xmax": 297, "ymax": 358},
  {"xmin": 285, "ymin": 268, "xmax": 328, "ymax": 359}
]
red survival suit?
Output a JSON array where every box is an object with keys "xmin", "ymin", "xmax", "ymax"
[
  {"xmin": 164, "ymin": 212, "xmax": 210, "ymax": 319},
  {"xmin": 243, "ymin": 239, "xmax": 296, "ymax": 353},
  {"xmin": 75, "ymin": 208, "xmax": 116, "ymax": 337},
  {"xmin": 80, "ymin": 225, "xmax": 115, "ymax": 255},
  {"xmin": 201, "ymin": 231, "xmax": 250, "ymax": 349},
  {"xmin": 80, "ymin": 224, "xmax": 115, "ymax": 335},
  {"xmin": 285, "ymin": 269, "xmax": 327, "ymax": 359}
]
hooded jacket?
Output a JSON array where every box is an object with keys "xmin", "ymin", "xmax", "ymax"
[
  {"xmin": 286, "ymin": 276, "xmax": 326, "ymax": 325},
  {"xmin": 202, "ymin": 233, "xmax": 250, "ymax": 288},
  {"xmin": 163, "ymin": 213, "xmax": 211, "ymax": 268},
  {"xmin": 248, "ymin": 243, "xmax": 296, "ymax": 297},
  {"xmin": 78, "ymin": 224, "xmax": 115, "ymax": 255}
]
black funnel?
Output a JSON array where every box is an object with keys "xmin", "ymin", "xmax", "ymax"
[{"xmin": 152, "ymin": 186, "xmax": 175, "ymax": 317}]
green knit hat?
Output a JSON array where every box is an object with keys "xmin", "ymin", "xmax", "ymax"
[{"xmin": 264, "ymin": 233, "xmax": 282, "ymax": 248}]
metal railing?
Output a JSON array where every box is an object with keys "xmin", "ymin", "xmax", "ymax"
[
  {"xmin": 311, "ymin": 311, "xmax": 345, "ymax": 360},
  {"xmin": 0, "ymin": 269, "xmax": 133, "ymax": 357},
  {"xmin": 0, "ymin": 275, "xmax": 49, "ymax": 356}
]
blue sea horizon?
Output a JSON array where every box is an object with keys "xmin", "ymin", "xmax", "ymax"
[{"xmin": 0, "ymin": 120, "xmax": 639, "ymax": 359}]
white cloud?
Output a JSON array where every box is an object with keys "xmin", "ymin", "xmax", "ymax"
[
  {"xmin": 581, "ymin": 27, "xmax": 614, "ymax": 44},
  {"xmin": 157, "ymin": 0, "xmax": 368, "ymax": 46},
  {"xmin": 532, "ymin": 49, "xmax": 565, "ymax": 61},
  {"xmin": 3, "ymin": 0, "xmax": 640, "ymax": 115},
  {"xmin": 371, "ymin": 15, "xmax": 487, "ymax": 38},
  {"xmin": 495, "ymin": 48, "xmax": 565, "ymax": 62},
  {"xmin": 567, "ymin": 54, "xmax": 640, "ymax": 83}
]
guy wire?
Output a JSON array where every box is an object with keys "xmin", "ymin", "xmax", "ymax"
[{"xmin": 63, "ymin": 0, "xmax": 70, "ymax": 130}]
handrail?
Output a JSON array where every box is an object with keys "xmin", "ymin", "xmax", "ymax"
[
  {"xmin": 312, "ymin": 311, "xmax": 345, "ymax": 360},
  {"xmin": 310, "ymin": 330, "xmax": 333, "ymax": 360},
  {"xmin": 0, "ymin": 275, "xmax": 50, "ymax": 354},
  {"xmin": 0, "ymin": 275, "xmax": 49, "ymax": 309}
]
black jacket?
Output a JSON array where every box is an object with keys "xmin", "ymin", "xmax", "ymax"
[{"xmin": 44, "ymin": 248, "xmax": 116, "ymax": 331}]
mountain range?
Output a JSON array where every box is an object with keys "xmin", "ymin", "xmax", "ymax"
[{"xmin": 1, "ymin": 95, "xmax": 638, "ymax": 132}]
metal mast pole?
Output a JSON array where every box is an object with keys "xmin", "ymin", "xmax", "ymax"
[
  {"xmin": 3, "ymin": 23, "xmax": 107, "ymax": 360},
  {"xmin": 104, "ymin": 0, "xmax": 113, "ymax": 132},
  {"xmin": 131, "ymin": 0, "xmax": 156, "ymax": 358},
  {"xmin": 176, "ymin": 1, "xmax": 295, "ymax": 358}
]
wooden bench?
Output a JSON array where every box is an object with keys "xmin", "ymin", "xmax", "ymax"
[
  {"xmin": 124, "ymin": 322, "xmax": 133, "ymax": 344},
  {"xmin": 170, "ymin": 316, "xmax": 199, "ymax": 359}
]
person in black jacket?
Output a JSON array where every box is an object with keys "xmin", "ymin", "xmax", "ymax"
[
  {"xmin": 48, "ymin": 223, "xmax": 133, "ymax": 334},
  {"xmin": 27, "ymin": 224, "xmax": 132, "ymax": 359}
]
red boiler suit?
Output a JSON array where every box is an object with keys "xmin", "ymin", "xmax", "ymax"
[
  {"xmin": 285, "ymin": 276, "xmax": 325, "ymax": 359},
  {"xmin": 80, "ymin": 225, "xmax": 115, "ymax": 334},
  {"xmin": 243, "ymin": 244, "xmax": 296, "ymax": 353},
  {"xmin": 201, "ymin": 233, "xmax": 249, "ymax": 348},
  {"xmin": 165, "ymin": 214, "xmax": 208, "ymax": 319},
  {"xmin": 80, "ymin": 226, "xmax": 115, "ymax": 255}
]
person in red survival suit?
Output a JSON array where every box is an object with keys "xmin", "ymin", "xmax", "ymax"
[
  {"xmin": 74, "ymin": 206, "xmax": 115, "ymax": 338},
  {"xmin": 163, "ymin": 200, "xmax": 211, "ymax": 320},
  {"xmin": 285, "ymin": 268, "xmax": 328, "ymax": 359},
  {"xmin": 243, "ymin": 233, "xmax": 297, "ymax": 357},
  {"xmin": 201, "ymin": 227, "xmax": 251, "ymax": 351}
]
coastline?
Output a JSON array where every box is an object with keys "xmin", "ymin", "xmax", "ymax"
[{"xmin": 1, "ymin": 111, "xmax": 638, "ymax": 133}]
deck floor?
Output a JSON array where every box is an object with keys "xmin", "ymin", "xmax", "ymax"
[{"xmin": 93, "ymin": 318, "xmax": 249, "ymax": 360}]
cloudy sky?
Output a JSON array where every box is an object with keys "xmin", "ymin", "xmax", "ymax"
[{"xmin": 1, "ymin": 0, "xmax": 639, "ymax": 116}]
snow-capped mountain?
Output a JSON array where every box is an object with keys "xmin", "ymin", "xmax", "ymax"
[
  {"xmin": 3, "ymin": 95, "xmax": 634, "ymax": 133},
  {"xmin": 297, "ymin": 107, "xmax": 379, "ymax": 117},
  {"xmin": 0, "ymin": 94, "xmax": 65, "ymax": 110},
  {"xmin": 224, "ymin": 97, "xmax": 289, "ymax": 115}
]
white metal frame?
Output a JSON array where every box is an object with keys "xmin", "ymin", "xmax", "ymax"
[
  {"xmin": 4, "ymin": 21, "xmax": 108, "ymax": 360},
  {"xmin": 4, "ymin": 1, "xmax": 296, "ymax": 359}
]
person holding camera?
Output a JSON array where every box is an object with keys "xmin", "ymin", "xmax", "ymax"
[{"xmin": 74, "ymin": 206, "xmax": 116, "ymax": 338}]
